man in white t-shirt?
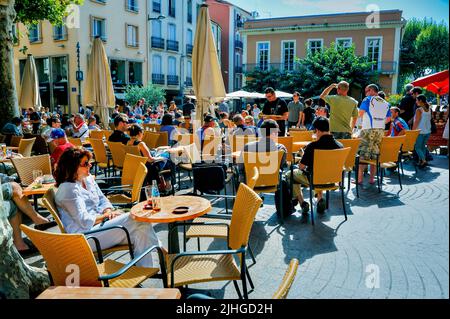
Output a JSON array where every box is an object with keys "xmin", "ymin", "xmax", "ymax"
[
  {"xmin": 71, "ymin": 113, "xmax": 89, "ymax": 142},
  {"xmin": 356, "ymin": 84, "xmax": 391, "ymax": 185}
]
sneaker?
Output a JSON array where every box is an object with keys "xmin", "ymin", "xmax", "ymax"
[
  {"xmin": 317, "ymin": 198, "xmax": 326, "ymax": 214},
  {"xmin": 300, "ymin": 201, "xmax": 310, "ymax": 214}
]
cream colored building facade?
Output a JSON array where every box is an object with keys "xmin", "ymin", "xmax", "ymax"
[
  {"xmin": 240, "ymin": 10, "xmax": 406, "ymax": 95},
  {"xmin": 13, "ymin": 0, "xmax": 202, "ymax": 114}
]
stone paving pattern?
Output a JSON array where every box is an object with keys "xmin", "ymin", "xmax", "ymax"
[{"xmin": 25, "ymin": 155, "xmax": 449, "ymax": 299}]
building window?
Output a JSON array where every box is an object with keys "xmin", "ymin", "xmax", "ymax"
[
  {"xmin": 168, "ymin": 0, "xmax": 176, "ymax": 18},
  {"xmin": 128, "ymin": 61, "xmax": 143, "ymax": 85},
  {"xmin": 186, "ymin": 60, "xmax": 192, "ymax": 86},
  {"xmin": 28, "ymin": 23, "xmax": 41, "ymax": 43},
  {"xmin": 167, "ymin": 56, "xmax": 178, "ymax": 85},
  {"xmin": 110, "ymin": 59, "xmax": 127, "ymax": 89},
  {"xmin": 126, "ymin": 0, "xmax": 138, "ymax": 12},
  {"xmin": 187, "ymin": 0, "xmax": 193, "ymax": 23},
  {"xmin": 211, "ymin": 22, "xmax": 222, "ymax": 65},
  {"xmin": 186, "ymin": 29, "xmax": 193, "ymax": 55},
  {"xmin": 152, "ymin": 0, "xmax": 161, "ymax": 13},
  {"xmin": 152, "ymin": 55, "xmax": 164, "ymax": 85},
  {"xmin": 53, "ymin": 23, "xmax": 67, "ymax": 41},
  {"xmin": 257, "ymin": 42, "xmax": 270, "ymax": 71},
  {"xmin": 235, "ymin": 75, "xmax": 242, "ymax": 90},
  {"xmin": 167, "ymin": 23, "xmax": 178, "ymax": 51},
  {"xmin": 365, "ymin": 37, "xmax": 382, "ymax": 71},
  {"xmin": 152, "ymin": 19, "xmax": 162, "ymax": 37},
  {"xmin": 336, "ymin": 38, "xmax": 352, "ymax": 49},
  {"xmin": 91, "ymin": 17, "xmax": 106, "ymax": 41},
  {"xmin": 282, "ymin": 41, "xmax": 295, "ymax": 71},
  {"xmin": 126, "ymin": 24, "xmax": 139, "ymax": 47},
  {"xmin": 307, "ymin": 39, "xmax": 323, "ymax": 55},
  {"xmin": 12, "ymin": 24, "xmax": 19, "ymax": 45}
]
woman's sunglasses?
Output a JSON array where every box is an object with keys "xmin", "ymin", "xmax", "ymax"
[{"xmin": 79, "ymin": 160, "xmax": 91, "ymax": 167}]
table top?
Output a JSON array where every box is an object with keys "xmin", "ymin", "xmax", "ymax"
[
  {"xmin": 6, "ymin": 146, "xmax": 18, "ymax": 151},
  {"xmin": 131, "ymin": 195, "xmax": 211, "ymax": 223},
  {"xmin": 23, "ymin": 178, "xmax": 55, "ymax": 196},
  {"xmin": 36, "ymin": 286, "xmax": 181, "ymax": 299},
  {"xmin": 0, "ymin": 153, "xmax": 22, "ymax": 163}
]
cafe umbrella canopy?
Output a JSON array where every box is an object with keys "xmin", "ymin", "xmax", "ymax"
[
  {"xmin": 19, "ymin": 54, "xmax": 42, "ymax": 110},
  {"xmin": 83, "ymin": 37, "xmax": 115, "ymax": 128},
  {"xmin": 192, "ymin": 4, "xmax": 226, "ymax": 123}
]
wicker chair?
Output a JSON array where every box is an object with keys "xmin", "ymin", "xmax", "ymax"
[
  {"xmin": 11, "ymin": 154, "xmax": 52, "ymax": 186},
  {"xmin": 90, "ymin": 138, "xmax": 113, "ymax": 176},
  {"xmin": 305, "ymin": 148, "xmax": 351, "ymax": 225},
  {"xmin": 166, "ymin": 183, "xmax": 262, "ymax": 299},
  {"xmin": 20, "ymin": 224, "xmax": 166, "ymax": 288},
  {"xmin": 89, "ymin": 130, "xmax": 104, "ymax": 140},
  {"xmin": 107, "ymin": 162, "xmax": 148, "ymax": 207},
  {"xmin": 337, "ymin": 138, "xmax": 362, "ymax": 197},
  {"xmin": 358, "ymin": 136, "xmax": 405, "ymax": 193},
  {"xmin": 124, "ymin": 145, "xmax": 141, "ymax": 156},
  {"xmin": 67, "ymin": 137, "xmax": 83, "ymax": 147},
  {"xmin": 18, "ymin": 137, "xmax": 36, "ymax": 157},
  {"xmin": 10, "ymin": 135, "xmax": 22, "ymax": 147},
  {"xmin": 142, "ymin": 132, "xmax": 160, "ymax": 149},
  {"xmin": 400, "ymin": 129, "xmax": 421, "ymax": 174},
  {"xmin": 107, "ymin": 141, "xmax": 126, "ymax": 174},
  {"xmin": 272, "ymin": 258, "xmax": 299, "ymax": 299}
]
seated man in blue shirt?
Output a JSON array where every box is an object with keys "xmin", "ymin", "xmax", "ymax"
[
  {"xmin": 1, "ymin": 117, "xmax": 23, "ymax": 136},
  {"xmin": 286, "ymin": 116, "xmax": 343, "ymax": 218}
]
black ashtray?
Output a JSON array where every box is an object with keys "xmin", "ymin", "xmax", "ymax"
[
  {"xmin": 172, "ymin": 206, "xmax": 189, "ymax": 214},
  {"xmin": 144, "ymin": 204, "xmax": 153, "ymax": 210}
]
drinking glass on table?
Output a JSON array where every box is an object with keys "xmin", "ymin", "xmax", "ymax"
[
  {"xmin": 33, "ymin": 170, "xmax": 43, "ymax": 185},
  {"xmin": 144, "ymin": 186, "xmax": 152, "ymax": 204}
]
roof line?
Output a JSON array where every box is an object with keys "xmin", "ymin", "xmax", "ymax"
[
  {"xmin": 214, "ymin": 0, "xmax": 252, "ymax": 15},
  {"xmin": 248, "ymin": 9, "xmax": 402, "ymax": 22}
]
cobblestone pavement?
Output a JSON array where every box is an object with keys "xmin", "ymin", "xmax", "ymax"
[{"xmin": 24, "ymin": 155, "xmax": 449, "ymax": 299}]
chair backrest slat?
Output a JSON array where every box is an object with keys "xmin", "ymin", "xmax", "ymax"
[
  {"xmin": 122, "ymin": 153, "xmax": 148, "ymax": 186},
  {"xmin": 89, "ymin": 130, "xmax": 104, "ymax": 140},
  {"xmin": 228, "ymin": 184, "xmax": 262, "ymax": 250},
  {"xmin": 312, "ymin": 148, "xmax": 350, "ymax": 185},
  {"xmin": 18, "ymin": 137, "xmax": 36, "ymax": 157},
  {"xmin": 42, "ymin": 188, "xmax": 65, "ymax": 233},
  {"xmin": 131, "ymin": 162, "xmax": 148, "ymax": 202},
  {"xmin": 277, "ymin": 136, "xmax": 293, "ymax": 163},
  {"xmin": 142, "ymin": 132, "xmax": 160, "ymax": 149},
  {"xmin": 402, "ymin": 130, "xmax": 421, "ymax": 153},
  {"xmin": 124, "ymin": 145, "xmax": 141, "ymax": 156},
  {"xmin": 67, "ymin": 138, "xmax": 83, "ymax": 147},
  {"xmin": 290, "ymin": 130, "xmax": 314, "ymax": 143},
  {"xmin": 20, "ymin": 225, "xmax": 102, "ymax": 287},
  {"xmin": 337, "ymin": 138, "xmax": 361, "ymax": 170},
  {"xmin": 243, "ymin": 151, "xmax": 284, "ymax": 188},
  {"xmin": 379, "ymin": 136, "xmax": 405, "ymax": 163},
  {"xmin": 107, "ymin": 141, "xmax": 126, "ymax": 169}
]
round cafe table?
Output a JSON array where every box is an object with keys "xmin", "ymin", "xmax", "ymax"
[{"xmin": 131, "ymin": 196, "xmax": 211, "ymax": 253}]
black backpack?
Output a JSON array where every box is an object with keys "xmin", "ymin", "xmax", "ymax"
[
  {"xmin": 192, "ymin": 162, "xmax": 228, "ymax": 194},
  {"xmin": 275, "ymin": 175, "xmax": 296, "ymax": 218}
]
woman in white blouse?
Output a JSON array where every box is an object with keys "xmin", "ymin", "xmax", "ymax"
[{"xmin": 54, "ymin": 147, "xmax": 163, "ymax": 267}]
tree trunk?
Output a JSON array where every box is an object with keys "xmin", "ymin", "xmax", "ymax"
[
  {"xmin": 0, "ymin": 203, "xmax": 50, "ymax": 299},
  {"xmin": 0, "ymin": 0, "xmax": 20, "ymax": 130}
]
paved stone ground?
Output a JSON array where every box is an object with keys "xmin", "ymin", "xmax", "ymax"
[{"xmin": 24, "ymin": 155, "xmax": 449, "ymax": 299}]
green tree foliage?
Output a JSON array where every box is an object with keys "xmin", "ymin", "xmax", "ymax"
[
  {"xmin": 244, "ymin": 44, "xmax": 376, "ymax": 98},
  {"xmin": 125, "ymin": 84, "xmax": 165, "ymax": 109},
  {"xmin": 400, "ymin": 18, "xmax": 449, "ymax": 78},
  {"xmin": 15, "ymin": 0, "xmax": 83, "ymax": 25}
]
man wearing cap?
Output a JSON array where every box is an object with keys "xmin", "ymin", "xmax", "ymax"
[
  {"xmin": 49, "ymin": 128, "xmax": 74, "ymax": 170},
  {"xmin": 287, "ymin": 92, "xmax": 304, "ymax": 128},
  {"xmin": 320, "ymin": 81, "xmax": 359, "ymax": 139},
  {"xmin": 389, "ymin": 107, "xmax": 409, "ymax": 137}
]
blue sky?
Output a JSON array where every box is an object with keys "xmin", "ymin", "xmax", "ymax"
[{"xmin": 231, "ymin": 0, "xmax": 449, "ymax": 25}]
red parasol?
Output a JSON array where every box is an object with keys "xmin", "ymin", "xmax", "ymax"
[{"xmin": 411, "ymin": 70, "xmax": 449, "ymax": 95}]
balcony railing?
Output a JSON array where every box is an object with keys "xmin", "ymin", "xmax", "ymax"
[
  {"xmin": 53, "ymin": 33, "xmax": 67, "ymax": 41},
  {"xmin": 235, "ymin": 39, "xmax": 243, "ymax": 50},
  {"xmin": 369, "ymin": 61, "xmax": 398, "ymax": 74},
  {"xmin": 151, "ymin": 37, "xmax": 165, "ymax": 49},
  {"xmin": 152, "ymin": 1, "xmax": 161, "ymax": 13},
  {"xmin": 167, "ymin": 75, "xmax": 179, "ymax": 85},
  {"xmin": 186, "ymin": 44, "xmax": 193, "ymax": 55},
  {"xmin": 235, "ymin": 66, "xmax": 243, "ymax": 74},
  {"xmin": 243, "ymin": 63, "xmax": 300, "ymax": 73},
  {"xmin": 185, "ymin": 77, "xmax": 193, "ymax": 87},
  {"xmin": 167, "ymin": 40, "xmax": 179, "ymax": 52},
  {"xmin": 152, "ymin": 73, "xmax": 165, "ymax": 85}
]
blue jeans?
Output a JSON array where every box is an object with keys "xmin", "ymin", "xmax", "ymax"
[{"xmin": 414, "ymin": 133, "xmax": 430, "ymax": 161}]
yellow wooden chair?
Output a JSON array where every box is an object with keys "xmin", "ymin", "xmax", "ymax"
[
  {"xmin": 107, "ymin": 162, "xmax": 148, "ymax": 207},
  {"xmin": 272, "ymin": 258, "xmax": 299, "ymax": 299},
  {"xmin": 200, "ymin": 135, "xmax": 222, "ymax": 161},
  {"xmin": 90, "ymin": 138, "xmax": 113, "ymax": 176},
  {"xmin": 184, "ymin": 167, "xmax": 260, "ymax": 265},
  {"xmin": 20, "ymin": 224, "xmax": 166, "ymax": 288},
  {"xmin": 166, "ymin": 183, "xmax": 262, "ymax": 299},
  {"xmin": 109, "ymin": 123, "xmax": 115, "ymax": 131},
  {"xmin": 400, "ymin": 129, "xmax": 421, "ymax": 174},
  {"xmin": 103, "ymin": 130, "xmax": 113, "ymax": 140},
  {"xmin": 290, "ymin": 130, "xmax": 314, "ymax": 153},
  {"xmin": 11, "ymin": 154, "xmax": 52, "ymax": 186},
  {"xmin": 277, "ymin": 136, "xmax": 300, "ymax": 165},
  {"xmin": 143, "ymin": 132, "xmax": 160, "ymax": 149},
  {"xmin": 68, "ymin": 137, "xmax": 83, "ymax": 147},
  {"xmin": 124, "ymin": 145, "xmax": 141, "ymax": 156},
  {"xmin": 10, "ymin": 135, "xmax": 22, "ymax": 147},
  {"xmin": 230, "ymin": 135, "xmax": 259, "ymax": 153},
  {"xmin": 176, "ymin": 143, "xmax": 197, "ymax": 188},
  {"xmin": 156, "ymin": 131, "xmax": 169, "ymax": 148},
  {"xmin": 107, "ymin": 141, "xmax": 126, "ymax": 174},
  {"xmin": 358, "ymin": 136, "xmax": 405, "ymax": 193},
  {"xmin": 305, "ymin": 147, "xmax": 351, "ymax": 225},
  {"xmin": 18, "ymin": 137, "xmax": 36, "ymax": 157},
  {"xmin": 89, "ymin": 130, "xmax": 104, "ymax": 140},
  {"xmin": 337, "ymin": 138, "xmax": 362, "ymax": 197},
  {"xmin": 243, "ymin": 150, "xmax": 285, "ymax": 222},
  {"xmin": 41, "ymin": 188, "xmax": 134, "ymax": 258}
]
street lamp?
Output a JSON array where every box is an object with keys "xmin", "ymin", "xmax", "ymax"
[
  {"xmin": 76, "ymin": 42, "xmax": 83, "ymax": 111},
  {"xmin": 148, "ymin": 14, "xmax": 166, "ymax": 21}
]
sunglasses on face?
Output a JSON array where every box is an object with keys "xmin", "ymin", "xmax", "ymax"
[{"xmin": 79, "ymin": 160, "xmax": 91, "ymax": 167}]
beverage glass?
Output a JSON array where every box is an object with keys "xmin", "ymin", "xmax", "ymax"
[
  {"xmin": 144, "ymin": 186, "xmax": 152, "ymax": 204},
  {"xmin": 33, "ymin": 170, "xmax": 43, "ymax": 185},
  {"xmin": 0, "ymin": 143, "xmax": 6, "ymax": 157}
]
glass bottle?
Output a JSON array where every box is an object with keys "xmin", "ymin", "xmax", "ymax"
[{"xmin": 151, "ymin": 180, "xmax": 161, "ymax": 212}]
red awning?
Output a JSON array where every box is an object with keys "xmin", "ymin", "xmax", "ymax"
[{"xmin": 411, "ymin": 70, "xmax": 449, "ymax": 95}]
